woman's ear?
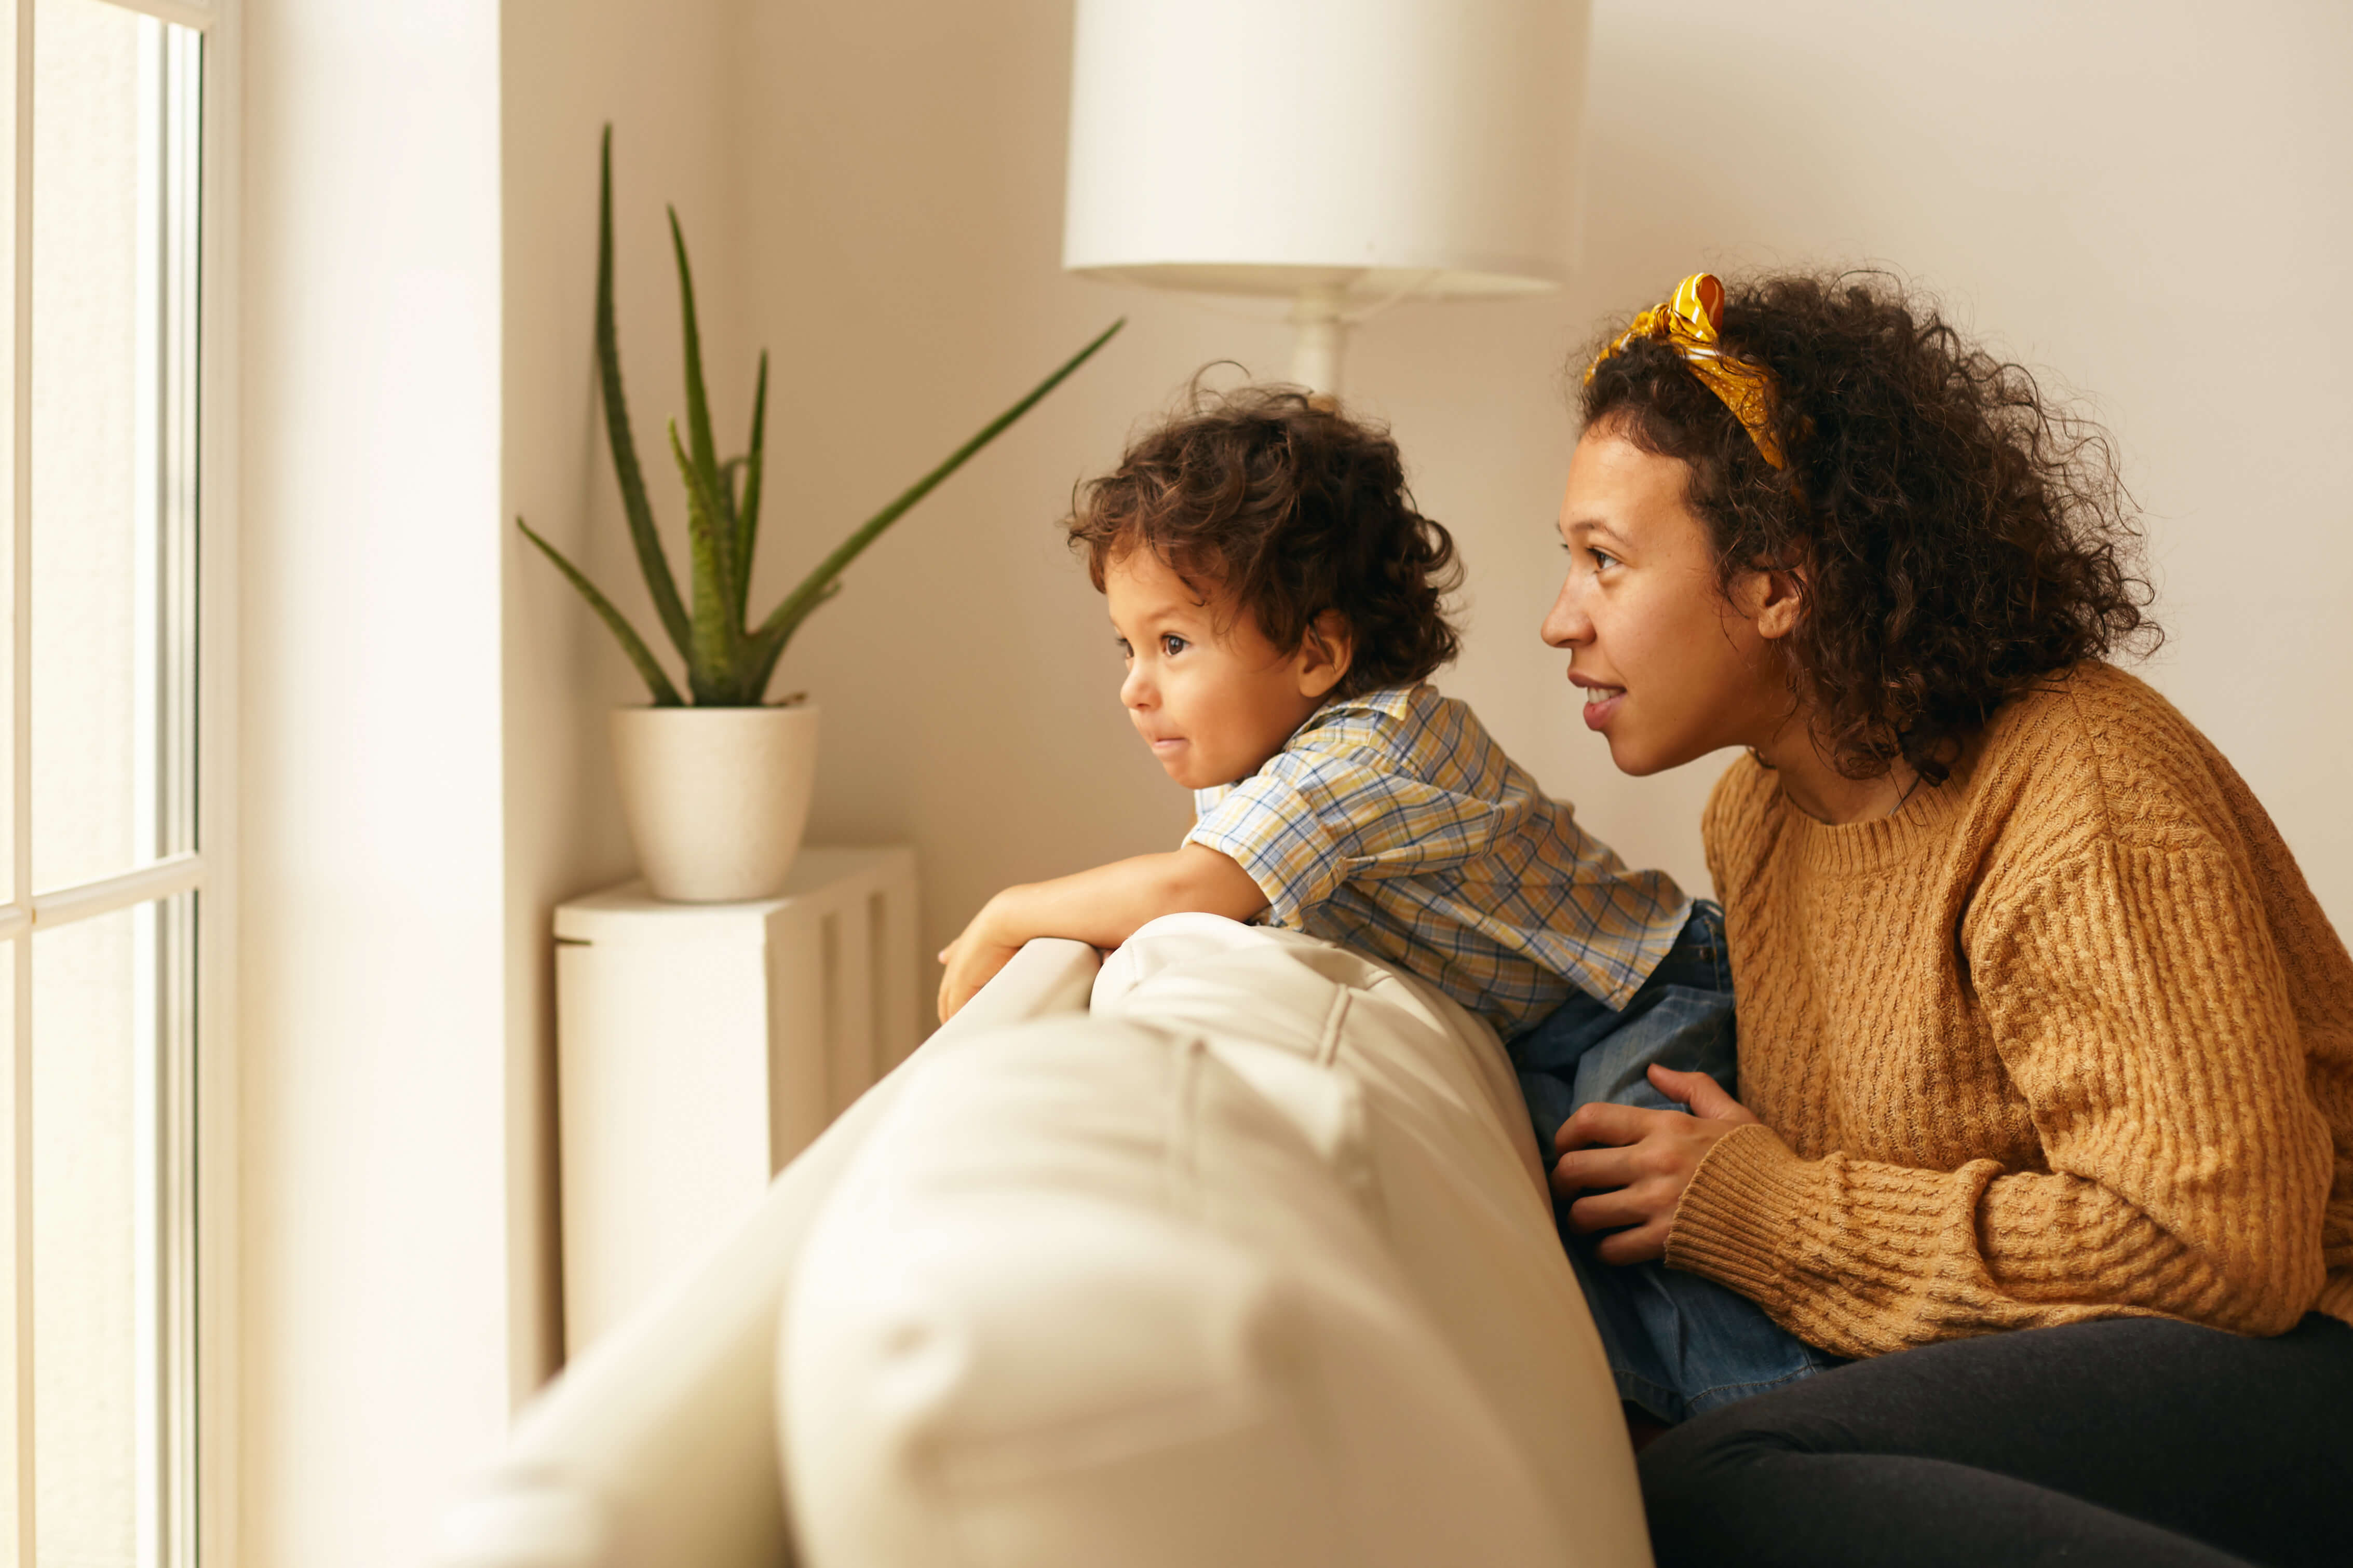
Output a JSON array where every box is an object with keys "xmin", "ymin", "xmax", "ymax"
[
  {"xmin": 1297, "ymin": 611, "xmax": 1354, "ymax": 699},
  {"xmin": 1746, "ymin": 566, "xmax": 1807, "ymax": 641}
]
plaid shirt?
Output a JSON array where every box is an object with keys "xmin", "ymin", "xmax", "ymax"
[{"xmin": 1185, "ymin": 684, "xmax": 1691, "ymax": 1038}]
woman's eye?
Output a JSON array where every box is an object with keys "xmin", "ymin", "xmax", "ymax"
[
  {"xmin": 1591, "ymin": 548, "xmax": 1620, "ymax": 572},
  {"xmin": 1160, "ymin": 634, "xmax": 1188, "ymax": 657}
]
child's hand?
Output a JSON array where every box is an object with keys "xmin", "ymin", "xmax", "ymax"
[
  {"xmin": 937, "ymin": 902, "xmax": 1025, "ymax": 1022},
  {"xmin": 933, "ymin": 849, "xmax": 1264, "ymax": 1023},
  {"xmin": 1547, "ymin": 1065, "xmax": 1762, "ymax": 1264}
]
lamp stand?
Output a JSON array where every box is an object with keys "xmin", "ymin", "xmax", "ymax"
[{"xmin": 1289, "ymin": 282, "xmax": 1349, "ymax": 397}]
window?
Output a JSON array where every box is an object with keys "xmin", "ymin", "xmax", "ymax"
[{"xmin": 0, "ymin": 1, "xmax": 221, "ymax": 1565}]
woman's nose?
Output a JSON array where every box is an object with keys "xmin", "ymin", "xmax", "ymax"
[{"xmin": 1541, "ymin": 574, "xmax": 1591, "ymax": 649}]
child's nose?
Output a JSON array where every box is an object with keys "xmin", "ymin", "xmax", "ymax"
[{"xmin": 1120, "ymin": 663, "xmax": 1152, "ymax": 708}]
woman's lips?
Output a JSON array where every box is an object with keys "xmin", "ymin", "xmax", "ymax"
[{"xmin": 1581, "ymin": 686, "xmax": 1626, "ymax": 732}]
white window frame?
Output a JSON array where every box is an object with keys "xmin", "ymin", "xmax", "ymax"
[{"xmin": 4, "ymin": 0, "xmax": 235, "ymax": 1563}]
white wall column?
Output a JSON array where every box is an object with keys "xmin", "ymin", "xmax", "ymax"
[
  {"xmin": 241, "ymin": 0, "xmax": 756, "ymax": 1562},
  {"xmin": 238, "ymin": 2, "xmax": 508, "ymax": 1563}
]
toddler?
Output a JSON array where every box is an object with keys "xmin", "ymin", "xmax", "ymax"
[{"xmin": 939, "ymin": 387, "xmax": 1831, "ymax": 1423}]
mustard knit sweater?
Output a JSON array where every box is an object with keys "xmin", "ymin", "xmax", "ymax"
[{"xmin": 1668, "ymin": 663, "xmax": 2353, "ymax": 1358}]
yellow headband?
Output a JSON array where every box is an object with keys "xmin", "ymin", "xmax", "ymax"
[{"xmin": 1586, "ymin": 272, "xmax": 1786, "ymax": 470}]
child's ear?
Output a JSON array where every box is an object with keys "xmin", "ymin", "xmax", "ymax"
[{"xmin": 1297, "ymin": 612, "xmax": 1354, "ymax": 699}]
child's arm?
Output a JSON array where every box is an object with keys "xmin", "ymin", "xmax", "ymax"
[{"xmin": 936, "ymin": 843, "xmax": 1267, "ymax": 1021}]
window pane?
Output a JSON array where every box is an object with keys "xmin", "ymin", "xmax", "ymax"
[
  {"xmin": 34, "ymin": 894, "xmax": 193, "ymax": 1568},
  {"xmin": 0, "ymin": 944, "xmax": 17, "ymax": 1568},
  {"xmin": 35, "ymin": 904, "xmax": 134, "ymax": 1568},
  {"xmin": 31, "ymin": 0, "xmax": 198, "ymax": 894}
]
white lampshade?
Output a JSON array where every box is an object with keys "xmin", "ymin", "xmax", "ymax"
[{"xmin": 1064, "ymin": 0, "xmax": 1589, "ymax": 313}]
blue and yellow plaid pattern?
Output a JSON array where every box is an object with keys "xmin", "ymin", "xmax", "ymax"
[{"xmin": 1186, "ymin": 684, "xmax": 1692, "ymax": 1038}]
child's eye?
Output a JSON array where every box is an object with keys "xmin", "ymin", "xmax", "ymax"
[
  {"xmin": 1114, "ymin": 637, "xmax": 1133, "ymax": 659},
  {"xmin": 1160, "ymin": 634, "xmax": 1188, "ymax": 657}
]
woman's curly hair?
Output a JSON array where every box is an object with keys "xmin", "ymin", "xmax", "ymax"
[
  {"xmin": 1066, "ymin": 384, "xmax": 1462, "ymax": 699},
  {"xmin": 1581, "ymin": 271, "xmax": 2159, "ymax": 783}
]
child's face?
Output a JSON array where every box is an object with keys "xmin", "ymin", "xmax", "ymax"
[
  {"xmin": 1104, "ymin": 547, "xmax": 1337, "ymax": 789},
  {"xmin": 1540, "ymin": 428, "xmax": 1802, "ymax": 776}
]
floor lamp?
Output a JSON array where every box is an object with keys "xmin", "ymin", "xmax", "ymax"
[{"xmin": 1062, "ymin": 0, "xmax": 1591, "ymax": 399}]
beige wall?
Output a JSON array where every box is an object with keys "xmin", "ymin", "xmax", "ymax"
[
  {"xmin": 237, "ymin": 1, "xmax": 2351, "ymax": 1560},
  {"xmin": 700, "ymin": 0, "xmax": 2350, "ymax": 990},
  {"xmin": 1541, "ymin": 0, "xmax": 2353, "ymax": 911},
  {"xmin": 501, "ymin": 0, "xmax": 751, "ymax": 1405}
]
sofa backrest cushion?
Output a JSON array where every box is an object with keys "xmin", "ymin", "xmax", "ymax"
[{"xmin": 778, "ymin": 919, "xmax": 1652, "ymax": 1568}]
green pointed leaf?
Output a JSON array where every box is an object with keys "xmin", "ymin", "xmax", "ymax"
[
  {"xmin": 746, "ymin": 579, "xmax": 842, "ymax": 701},
  {"xmin": 667, "ymin": 207, "xmax": 727, "ymax": 507},
  {"xmin": 670, "ymin": 421, "xmax": 742, "ymax": 701},
  {"xmin": 516, "ymin": 516, "xmax": 684, "ymax": 706},
  {"xmin": 736, "ymin": 350, "xmax": 769, "ymax": 621},
  {"xmin": 749, "ymin": 318, "xmax": 1125, "ymax": 657},
  {"xmin": 669, "ymin": 413, "xmax": 740, "ymax": 620},
  {"xmin": 597, "ymin": 128, "xmax": 694, "ymax": 666}
]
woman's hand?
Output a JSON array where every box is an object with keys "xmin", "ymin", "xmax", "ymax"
[
  {"xmin": 1550, "ymin": 1064, "xmax": 1762, "ymax": 1264},
  {"xmin": 937, "ymin": 896, "xmax": 1024, "ymax": 1023}
]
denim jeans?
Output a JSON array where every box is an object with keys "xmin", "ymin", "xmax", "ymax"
[{"xmin": 1507, "ymin": 901, "xmax": 1845, "ymax": 1424}]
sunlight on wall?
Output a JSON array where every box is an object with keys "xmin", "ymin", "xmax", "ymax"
[
  {"xmin": 239, "ymin": 3, "xmax": 506, "ymax": 1565},
  {"xmin": 241, "ymin": 1, "xmax": 764, "ymax": 1567}
]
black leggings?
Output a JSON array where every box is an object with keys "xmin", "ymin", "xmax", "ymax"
[{"xmin": 1638, "ymin": 1312, "xmax": 2353, "ymax": 1567}]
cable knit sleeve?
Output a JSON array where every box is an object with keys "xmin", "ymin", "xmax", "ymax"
[{"xmin": 1667, "ymin": 830, "xmax": 2337, "ymax": 1356}]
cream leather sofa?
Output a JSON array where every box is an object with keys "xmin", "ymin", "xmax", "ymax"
[{"xmin": 435, "ymin": 917, "xmax": 1651, "ymax": 1568}]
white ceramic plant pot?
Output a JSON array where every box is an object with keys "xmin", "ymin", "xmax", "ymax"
[{"xmin": 610, "ymin": 704, "xmax": 820, "ymax": 903}]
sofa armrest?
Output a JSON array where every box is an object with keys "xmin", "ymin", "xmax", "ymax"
[{"xmin": 432, "ymin": 938, "xmax": 1102, "ymax": 1568}]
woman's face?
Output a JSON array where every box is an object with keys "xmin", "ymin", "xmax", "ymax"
[{"xmin": 1541, "ymin": 427, "xmax": 1801, "ymax": 776}]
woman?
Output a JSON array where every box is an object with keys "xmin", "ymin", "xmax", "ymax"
[{"xmin": 1540, "ymin": 271, "xmax": 2352, "ymax": 1566}]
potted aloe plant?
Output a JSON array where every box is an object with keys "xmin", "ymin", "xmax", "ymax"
[{"xmin": 519, "ymin": 129, "xmax": 1121, "ymax": 902}]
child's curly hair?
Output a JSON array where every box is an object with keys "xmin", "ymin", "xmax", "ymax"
[
  {"xmin": 1066, "ymin": 384, "xmax": 1462, "ymax": 700},
  {"xmin": 1580, "ymin": 270, "xmax": 2159, "ymax": 785}
]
